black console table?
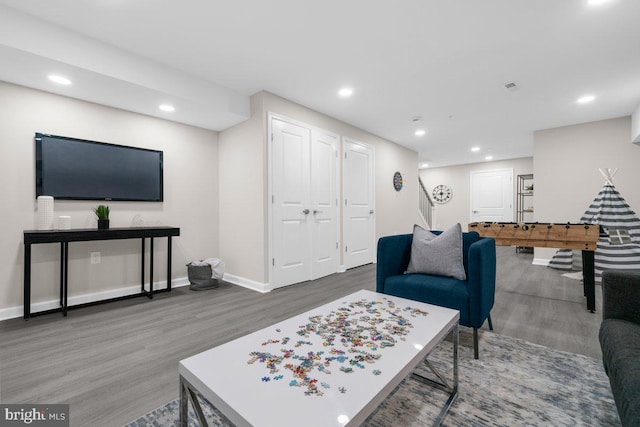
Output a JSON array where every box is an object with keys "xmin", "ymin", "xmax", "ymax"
[{"xmin": 24, "ymin": 226, "xmax": 180, "ymax": 319}]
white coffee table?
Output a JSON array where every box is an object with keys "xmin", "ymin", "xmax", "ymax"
[{"xmin": 179, "ymin": 289, "xmax": 459, "ymax": 426}]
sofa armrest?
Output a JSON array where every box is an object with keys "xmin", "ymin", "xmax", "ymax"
[
  {"xmin": 376, "ymin": 234, "xmax": 412, "ymax": 293},
  {"xmin": 602, "ymin": 269, "xmax": 640, "ymax": 325},
  {"xmin": 466, "ymin": 237, "xmax": 497, "ymax": 328}
]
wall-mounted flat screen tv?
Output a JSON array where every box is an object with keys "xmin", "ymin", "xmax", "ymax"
[{"xmin": 35, "ymin": 133, "xmax": 163, "ymax": 202}]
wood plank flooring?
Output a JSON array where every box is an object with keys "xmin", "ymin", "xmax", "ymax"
[{"xmin": 0, "ymin": 246, "xmax": 603, "ymax": 426}]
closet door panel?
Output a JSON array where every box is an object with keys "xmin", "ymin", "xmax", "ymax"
[
  {"xmin": 271, "ymin": 119, "xmax": 311, "ymax": 287},
  {"xmin": 310, "ymin": 131, "xmax": 338, "ymax": 280}
]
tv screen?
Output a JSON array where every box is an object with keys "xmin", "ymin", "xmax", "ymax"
[{"xmin": 35, "ymin": 133, "xmax": 163, "ymax": 202}]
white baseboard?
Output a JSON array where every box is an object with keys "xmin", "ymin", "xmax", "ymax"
[
  {"xmin": 223, "ymin": 273, "xmax": 271, "ymax": 293},
  {"xmin": 0, "ymin": 276, "xmax": 190, "ymax": 322},
  {"xmin": 338, "ymin": 261, "xmax": 374, "ymax": 273},
  {"xmin": 532, "ymin": 258, "xmax": 551, "ymax": 266}
]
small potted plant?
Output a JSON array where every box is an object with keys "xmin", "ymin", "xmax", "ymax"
[{"xmin": 93, "ymin": 205, "xmax": 110, "ymax": 229}]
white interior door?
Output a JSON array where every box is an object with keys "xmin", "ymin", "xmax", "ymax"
[
  {"xmin": 271, "ymin": 119, "xmax": 311, "ymax": 287},
  {"xmin": 470, "ymin": 168, "xmax": 513, "ymax": 222},
  {"xmin": 310, "ymin": 130, "xmax": 339, "ymax": 279},
  {"xmin": 343, "ymin": 138, "xmax": 375, "ymax": 269},
  {"xmin": 270, "ymin": 116, "xmax": 339, "ymax": 288}
]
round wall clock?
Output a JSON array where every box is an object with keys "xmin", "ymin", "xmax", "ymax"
[
  {"xmin": 393, "ymin": 171, "xmax": 403, "ymax": 191},
  {"xmin": 432, "ymin": 184, "xmax": 453, "ymax": 204}
]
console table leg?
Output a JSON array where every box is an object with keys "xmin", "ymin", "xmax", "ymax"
[
  {"xmin": 24, "ymin": 243, "xmax": 31, "ymax": 320},
  {"xmin": 149, "ymin": 238, "xmax": 154, "ymax": 298},
  {"xmin": 60, "ymin": 243, "xmax": 64, "ymax": 306},
  {"xmin": 141, "ymin": 238, "xmax": 145, "ymax": 293},
  {"xmin": 167, "ymin": 237, "xmax": 172, "ymax": 292},
  {"xmin": 63, "ymin": 242, "xmax": 69, "ymax": 317}
]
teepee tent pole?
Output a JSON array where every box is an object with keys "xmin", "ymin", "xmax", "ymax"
[{"xmin": 599, "ymin": 168, "xmax": 619, "ymax": 185}]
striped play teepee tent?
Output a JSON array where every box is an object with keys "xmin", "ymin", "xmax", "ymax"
[{"xmin": 548, "ymin": 168, "xmax": 640, "ymax": 283}]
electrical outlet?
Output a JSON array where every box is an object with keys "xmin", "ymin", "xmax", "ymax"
[{"xmin": 90, "ymin": 252, "xmax": 101, "ymax": 264}]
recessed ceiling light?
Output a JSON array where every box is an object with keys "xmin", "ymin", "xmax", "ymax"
[
  {"xmin": 587, "ymin": 0, "xmax": 611, "ymax": 6},
  {"xmin": 419, "ymin": 162, "xmax": 429, "ymax": 169},
  {"xmin": 337, "ymin": 87, "xmax": 353, "ymax": 98},
  {"xmin": 485, "ymin": 155, "xmax": 493, "ymax": 161},
  {"xmin": 414, "ymin": 129, "xmax": 426, "ymax": 137},
  {"xmin": 159, "ymin": 104, "xmax": 175, "ymax": 112},
  {"xmin": 471, "ymin": 146, "xmax": 480, "ymax": 152},
  {"xmin": 48, "ymin": 75, "xmax": 71, "ymax": 85},
  {"xmin": 577, "ymin": 95, "xmax": 596, "ymax": 104}
]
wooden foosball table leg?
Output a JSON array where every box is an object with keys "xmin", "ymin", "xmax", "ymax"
[{"xmin": 582, "ymin": 250, "xmax": 596, "ymax": 313}]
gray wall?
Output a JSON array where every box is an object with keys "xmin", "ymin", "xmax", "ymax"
[
  {"xmin": 534, "ymin": 116, "xmax": 639, "ymax": 261},
  {"xmin": 0, "ymin": 82, "xmax": 219, "ymax": 317},
  {"xmin": 419, "ymin": 157, "xmax": 534, "ymax": 231}
]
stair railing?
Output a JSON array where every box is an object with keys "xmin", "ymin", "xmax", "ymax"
[{"xmin": 418, "ymin": 177, "xmax": 434, "ymax": 229}]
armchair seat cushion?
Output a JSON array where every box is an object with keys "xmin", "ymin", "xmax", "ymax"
[{"xmin": 384, "ymin": 273, "xmax": 470, "ymax": 325}]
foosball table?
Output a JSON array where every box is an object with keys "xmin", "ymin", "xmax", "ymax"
[{"xmin": 468, "ymin": 222, "xmax": 601, "ymax": 312}]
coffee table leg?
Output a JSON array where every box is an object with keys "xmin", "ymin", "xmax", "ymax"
[
  {"xmin": 452, "ymin": 322, "xmax": 459, "ymax": 390},
  {"xmin": 412, "ymin": 322, "xmax": 459, "ymax": 426},
  {"xmin": 453, "ymin": 322, "xmax": 458, "ymax": 388},
  {"xmin": 434, "ymin": 322, "xmax": 458, "ymax": 426},
  {"xmin": 179, "ymin": 377, "xmax": 189, "ymax": 427},
  {"xmin": 180, "ymin": 376, "xmax": 210, "ymax": 427}
]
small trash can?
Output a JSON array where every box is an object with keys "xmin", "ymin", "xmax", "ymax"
[{"xmin": 187, "ymin": 260, "xmax": 219, "ymax": 291}]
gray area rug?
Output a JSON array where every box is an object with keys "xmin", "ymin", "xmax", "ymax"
[{"xmin": 125, "ymin": 329, "xmax": 619, "ymax": 426}]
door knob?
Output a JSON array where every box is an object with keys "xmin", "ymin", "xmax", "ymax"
[
  {"xmin": 473, "ymin": 210, "xmax": 479, "ymax": 214},
  {"xmin": 370, "ymin": 210, "xmax": 374, "ymax": 214},
  {"xmin": 313, "ymin": 210, "xmax": 323, "ymax": 214},
  {"xmin": 302, "ymin": 209, "xmax": 310, "ymax": 215}
]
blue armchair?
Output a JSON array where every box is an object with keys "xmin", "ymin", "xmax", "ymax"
[{"xmin": 376, "ymin": 230, "xmax": 496, "ymax": 359}]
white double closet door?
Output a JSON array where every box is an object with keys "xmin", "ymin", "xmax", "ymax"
[{"xmin": 271, "ymin": 117, "xmax": 339, "ymax": 288}]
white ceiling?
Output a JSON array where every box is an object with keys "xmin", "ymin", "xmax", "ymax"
[{"xmin": 1, "ymin": 0, "xmax": 639, "ymax": 168}]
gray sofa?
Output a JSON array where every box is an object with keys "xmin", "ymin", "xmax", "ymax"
[{"xmin": 599, "ymin": 269, "xmax": 640, "ymax": 427}]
